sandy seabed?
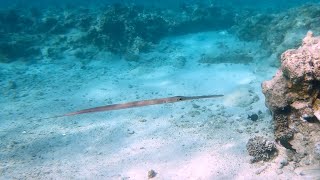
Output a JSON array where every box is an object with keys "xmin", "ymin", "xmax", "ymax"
[{"xmin": 0, "ymin": 31, "xmax": 300, "ymax": 179}]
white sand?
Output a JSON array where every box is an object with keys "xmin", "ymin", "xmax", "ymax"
[{"xmin": 0, "ymin": 31, "xmax": 299, "ymax": 179}]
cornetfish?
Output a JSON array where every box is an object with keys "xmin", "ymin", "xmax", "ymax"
[{"xmin": 44, "ymin": 94, "xmax": 223, "ymax": 119}]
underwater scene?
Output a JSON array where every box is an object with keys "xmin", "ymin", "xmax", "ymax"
[{"xmin": 1, "ymin": 0, "xmax": 320, "ymax": 179}]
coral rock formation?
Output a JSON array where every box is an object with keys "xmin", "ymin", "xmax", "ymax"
[
  {"xmin": 246, "ymin": 136, "xmax": 277, "ymax": 163},
  {"xmin": 262, "ymin": 31, "xmax": 320, "ymax": 167}
]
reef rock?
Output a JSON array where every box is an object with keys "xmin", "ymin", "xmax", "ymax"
[
  {"xmin": 262, "ymin": 31, "xmax": 320, "ymax": 167},
  {"xmin": 246, "ymin": 136, "xmax": 277, "ymax": 163}
]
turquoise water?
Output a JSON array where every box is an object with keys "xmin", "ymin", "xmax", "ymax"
[{"xmin": 1, "ymin": 1, "xmax": 320, "ymax": 179}]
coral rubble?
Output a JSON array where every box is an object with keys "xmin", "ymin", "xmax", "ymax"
[{"xmin": 262, "ymin": 31, "xmax": 320, "ymax": 167}]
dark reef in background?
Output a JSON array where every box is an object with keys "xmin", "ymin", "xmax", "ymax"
[
  {"xmin": 0, "ymin": 3, "xmax": 235, "ymax": 63},
  {"xmin": 234, "ymin": 4, "xmax": 320, "ymax": 61},
  {"xmin": 1, "ymin": 1, "xmax": 320, "ymax": 63}
]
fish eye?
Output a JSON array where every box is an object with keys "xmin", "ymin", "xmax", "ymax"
[{"xmin": 177, "ymin": 97, "xmax": 183, "ymax": 101}]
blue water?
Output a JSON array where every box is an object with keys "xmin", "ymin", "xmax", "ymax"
[
  {"xmin": 1, "ymin": 0, "xmax": 320, "ymax": 179},
  {"xmin": 0, "ymin": 0, "xmax": 318, "ymax": 10}
]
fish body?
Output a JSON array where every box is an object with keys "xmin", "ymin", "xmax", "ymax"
[{"xmin": 44, "ymin": 94, "xmax": 223, "ymax": 119}]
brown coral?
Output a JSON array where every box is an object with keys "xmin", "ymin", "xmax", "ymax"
[{"xmin": 262, "ymin": 31, "xmax": 320, "ymax": 167}]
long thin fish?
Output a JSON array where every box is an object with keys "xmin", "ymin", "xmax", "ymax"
[{"xmin": 45, "ymin": 94, "xmax": 223, "ymax": 119}]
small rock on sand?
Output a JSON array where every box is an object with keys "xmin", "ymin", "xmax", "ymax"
[{"xmin": 148, "ymin": 169, "xmax": 157, "ymax": 179}]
